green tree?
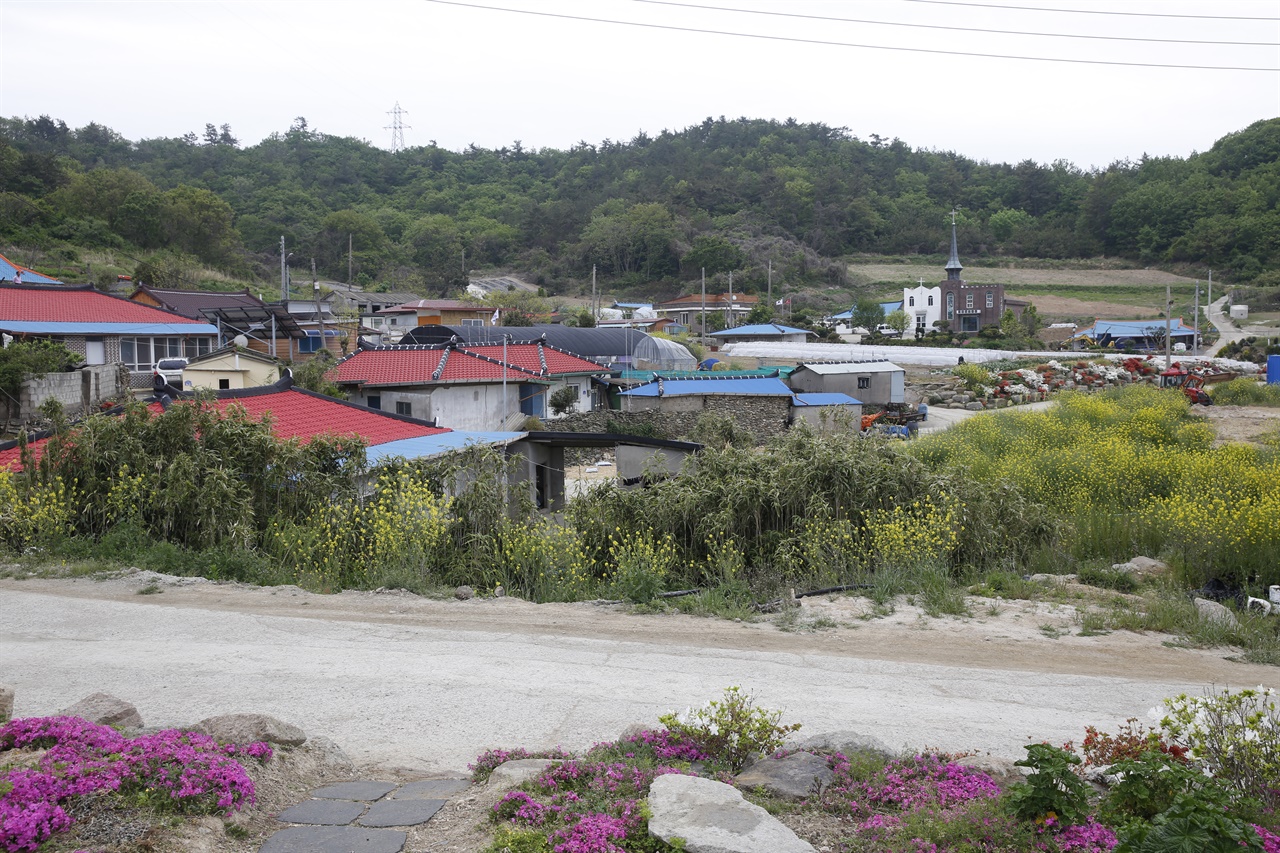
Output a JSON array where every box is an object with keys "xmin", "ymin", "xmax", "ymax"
[
  {"xmin": 885, "ymin": 308, "xmax": 910, "ymax": 335},
  {"xmin": 681, "ymin": 234, "xmax": 746, "ymax": 276},
  {"xmin": 852, "ymin": 297, "xmax": 885, "ymax": 332}
]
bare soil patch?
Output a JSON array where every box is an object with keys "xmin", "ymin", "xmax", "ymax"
[
  {"xmin": 1015, "ymin": 293, "xmax": 1158, "ymax": 322},
  {"xmin": 1195, "ymin": 404, "xmax": 1280, "ymax": 447}
]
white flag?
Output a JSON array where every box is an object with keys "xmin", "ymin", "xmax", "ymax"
[{"xmin": 491, "ymin": 309, "xmax": 500, "ymax": 326}]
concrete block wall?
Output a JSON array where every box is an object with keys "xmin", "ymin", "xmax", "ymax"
[{"xmin": 15, "ymin": 365, "xmax": 128, "ymax": 423}]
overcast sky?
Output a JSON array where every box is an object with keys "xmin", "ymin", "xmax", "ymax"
[{"xmin": 3, "ymin": 0, "xmax": 1277, "ymax": 171}]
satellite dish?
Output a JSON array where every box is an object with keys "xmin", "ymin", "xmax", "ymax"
[{"xmin": 233, "ymin": 334, "xmax": 249, "ymax": 348}]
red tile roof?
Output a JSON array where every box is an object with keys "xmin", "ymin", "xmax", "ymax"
[
  {"xmin": 331, "ymin": 343, "xmax": 605, "ymax": 388},
  {"xmin": 0, "ymin": 386, "xmax": 447, "ymax": 472},
  {"xmin": 0, "ymin": 283, "xmax": 205, "ymax": 324}
]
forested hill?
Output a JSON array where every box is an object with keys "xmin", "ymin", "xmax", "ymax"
[{"xmin": 1, "ymin": 114, "xmax": 1277, "ymax": 295}]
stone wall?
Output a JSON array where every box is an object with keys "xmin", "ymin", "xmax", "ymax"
[
  {"xmin": 13, "ymin": 365, "xmax": 129, "ymax": 424},
  {"xmin": 542, "ymin": 397, "xmax": 792, "ymax": 445}
]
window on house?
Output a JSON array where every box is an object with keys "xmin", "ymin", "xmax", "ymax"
[
  {"xmin": 986, "ymin": 291, "xmax": 994, "ymax": 308},
  {"xmin": 460, "ymin": 318, "xmax": 484, "ymax": 326},
  {"xmin": 857, "ymin": 377, "xmax": 870, "ymax": 389},
  {"xmin": 928, "ymin": 295, "xmax": 934, "ymax": 306},
  {"xmin": 395, "ymin": 401, "xmax": 412, "ymax": 416},
  {"xmin": 218, "ymin": 379, "xmax": 231, "ymax": 390},
  {"xmin": 946, "ymin": 293, "xmax": 954, "ymax": 320},
  {"xmin": 367, "ymin": 395, "xmax": 381, "ymax": 410},
  {"xmin": 299, "ymin": 333, "xmax": 324, "ymax": 354},
  {"xmin": 909, "ymin": 296, "xmax": 915, "ymax": 307},
  {"xmin": 965, "ymin": 293, "xmax": 974, "ymax": 308}
]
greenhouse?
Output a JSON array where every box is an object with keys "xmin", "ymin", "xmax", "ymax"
[{"xmin": 398, "ymin": 324, "xmax": 697, "ymax": 370}]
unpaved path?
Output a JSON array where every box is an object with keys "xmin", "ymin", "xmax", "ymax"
[{"xmin": 3, "ymin": 573, "xmax": 1274, "ymax": 776}]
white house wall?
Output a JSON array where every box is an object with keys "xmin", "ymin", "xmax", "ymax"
[{"xmin": 903, "ymin": 285, "xmax": 942, "ymax": 331}]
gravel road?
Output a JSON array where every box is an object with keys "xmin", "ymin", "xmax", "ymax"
[{"xmin": 4, "ymin": 574, "xmax": 1275, "ymax": 775}]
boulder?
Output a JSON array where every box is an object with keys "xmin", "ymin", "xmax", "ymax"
[
  {"xmin": 1112, "ymin": 556, "xmax": 1171, "ymax": 580},
  {"xmin": 0, "ymin": 684, "xmax": 13, "ymax": 724},
  {"xmin": 60, "ymin": 693, "xmax": 143, "ymax": 729},
  {"xmin": 733, "ymin": 752, "xmax": 833, "ymax": 799},
  {"xmin": 305, "ymin": 735, "xmax": 355, "ymax": 775},
  {"xmin": 487, "ymin": 758, "xmax": 558, "ymax": 789},
  {"xmin": 793, "ymin": 730, "xmax": 895, "ymax": 759},
  {"xmin": 954, "ymin": 754, "xmax": 1023, "ymax": 788},
  {"xmin": 197, "ymin": 713, "xmax": 307, "ymax": 746},
  {"xmin": 454, "ymin": 585, "xmax": 475, "ymax": 601},
  {"xmin": 1194, "ymin": 597, "xmax": 1240, "ymax": 629},
  {"xmin": 647, "ymin": 774, "xmax": 815, "ymax": 853},
  {"xmin": 965, "ymin": 402, "xmax": 985, "ymax": 411}
]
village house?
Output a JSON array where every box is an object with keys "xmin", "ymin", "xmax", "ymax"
[
  {"xmin": 709, "ymin": 323, "xmax": 814, "ymax": 346},
  {"xmin": 0, "ymin": 282, "xmax": 219, "ymax": 388},
  {"xmin": 788, "ymin": 361, "xmax": 906, "ymax": 407},
  {"xmin": 180, "ymin": 346, "xmax": 282, "ymax": 391},
  {"xmin": 654, "ymin": 292, "xmax": 758, "ymax": 330},
  {"xmin": 329, "ymin": 340, "xmax": 610, "ymax": 431}
]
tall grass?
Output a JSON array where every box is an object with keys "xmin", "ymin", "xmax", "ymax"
[{"xmin": 1211, "ymin": 378, "xmax": 1280, "ymax": 407}]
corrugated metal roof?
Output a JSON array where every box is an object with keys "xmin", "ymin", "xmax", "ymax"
[
  {"xmin": 621, "ymin": 377, "xmax": 794, "ymax": 397},
  {"xmin": 709, "ymin": 324, "xmax": 813, "ymax": 337},
  {"xmin": 1072, "ymin": 319, "xmax": 1195, "ymax": 339},
  {"xmin": 400, "ymin": 324, "xmax": 653, "ymax": 358},
  {"xmin": 331, "ymin": 343, "xmax": 606, "ymax": 387},
  {"xmin": 798, "ymin": 361, "xmax": 904, "ymax": 375},
  {"xmin": 365, "ymin": 430, "xmax": 526, "ymax": 465},
  {"xmin": 793, "ymin": 392, "xmax": 862, "ymax": 407},
  {"xmin": 0, "ymin": 254, "xmax": 61, "ymax": 284},
  {"xmin": 132, "ymin": 286, "xmax": 265, "ymax": 320}
]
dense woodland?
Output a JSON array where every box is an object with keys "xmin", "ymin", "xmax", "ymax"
[{"xmin": 1, "ymin": 114, "xmax": 1277, "ymax": 297}]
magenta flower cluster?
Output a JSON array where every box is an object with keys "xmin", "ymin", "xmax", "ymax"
[
  {"xmin": 1257, "ymin": 824, "xmax": 1280, "ymax": 853},
  {"xmin": 1049, "ymin": 818, "xmax": 1118, "ymax": 852},
  {"xmin": 0, "ymin": 715, "xmax": 272, "ymax": 852},
  {"xmin": 490, "ymin": 751, "xmax": 693, "ymax": 853},
  {"xmin": 825, "ymin": 753, "xmax": 1002, "ymax": 818},
  {"xmin": 590, "ymin": 728, "xmax": 710, "ymax": 764},
  {"xmin": 469, "ymin": 745, "xmax": 573, "ymax": 782}
]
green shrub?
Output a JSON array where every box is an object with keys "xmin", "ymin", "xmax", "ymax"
[
  {"xmin": 1210, "ymin": 377, "xmax": 1280, "ymax": 407},
  {"xmin": 659, "ymin": 686, "xmax": 800, "ymax": 773},
  {"xmin": 1005, "ymin": 743, "xmax": 1090, "ymax": 824},
  {"xmin": 1076, "ymin": 564, "xmax": 1139, "ymax": 593}
]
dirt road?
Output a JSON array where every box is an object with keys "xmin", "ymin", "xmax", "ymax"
[{"xmin": 3, "ymin": 572, "xmax": 1274, "ymax": 775}]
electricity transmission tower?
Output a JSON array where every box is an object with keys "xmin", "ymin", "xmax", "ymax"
[{"xmin": 384, "ymin": 102, "xmax": 411, "ymax": 153}]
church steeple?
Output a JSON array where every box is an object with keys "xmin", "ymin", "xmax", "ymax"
[{"xmin": 945, "ymin": 208, "xmax": 963, "ymax": 281}]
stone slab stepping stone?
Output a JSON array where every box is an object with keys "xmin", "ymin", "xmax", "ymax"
[
  {"xmin": 310, "ymin": 780, "xmax": 398, "ymax": 801},
  {"xmin": 358, "ymin": 798, "xmax": 445, "ymax": 827},
  {"xmin": 394, "ymin": 778, "xmax": 469, "ymax": 799},
  {"xmin": 260, "ymin": 825, "xmax": 406, "ymax": 853},
  {"xmin": 277, "ymin": 798, "xmax": 366, "ymax": 826},
  {"xmin": 648, "ymin": 774, "xmax": 815, "ymax": 853}
]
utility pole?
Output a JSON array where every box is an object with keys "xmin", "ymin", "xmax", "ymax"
[
  {"xmin": 727, "ymin": 271, "xmax": 733, "ymax": 329},
  {"xmin": 1194, "ymin": 282, "xmax": 1201, "ymax": 356},
  {"xmin": 767, "ymin": 260, "xmax": 772, "ymax": 305},
  {"xmin": 280, "ymin": 236, "xmax": 288, "ymax": 301},
  {"xmin": 1164, "ymin": 283, "xmax": 1172, "ymax": 371},
  {"xmin": 700, "ymin": 268, "xmax": 706, "ymax": 340},
  {"xmin": 347, "ymin": 233, "xmax": 353, "ymax": 285},
  {"xmin": 591, "ymin": 265, "xmax": 597, "ymax": 322},
  {"xmin": 1208, "ymin": 270, "xmax": 1213, "ymax": 315},
  {"xmin": 313, "ymin": 258, "xmax": 326, "ymax": 353}
]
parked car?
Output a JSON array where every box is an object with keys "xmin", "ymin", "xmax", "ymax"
[{"xmin": 153, "ymin": 357, "xmax": 188, "ymax": 385}]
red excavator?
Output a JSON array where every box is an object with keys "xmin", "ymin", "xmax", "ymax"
[{"xmin": 1158, "ymin": 366, "xmax": 1233, "ymax": 405}]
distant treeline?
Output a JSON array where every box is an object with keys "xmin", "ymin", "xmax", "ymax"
[{"xmin": 1, "ymin": 114, "xmax": 1276, "ymax": 293}]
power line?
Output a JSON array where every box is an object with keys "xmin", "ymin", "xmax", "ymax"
[
  {"xmin": 630, "ymin": 0, "xmax": 1279, "ymax": 46},
  {"xmin": 421, "ymin": 0, "xmax": 1280, "ymax": 71},
  {"xmin": 898, "ymin": 0, "xmax": 1280, "ymax": 21}
]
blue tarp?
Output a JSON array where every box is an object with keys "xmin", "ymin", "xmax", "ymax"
[
  {"xmin": 1072, "ymin": 319, "xmax": 1195, "ymax": 340},
  {"xmin": 0, "ymin": 256, "xmax": 60, "ymax": 284}
]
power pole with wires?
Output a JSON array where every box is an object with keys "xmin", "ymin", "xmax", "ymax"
[{"xmin": 384, "ymin": 102, "xmax": 411, "ymax": 154}]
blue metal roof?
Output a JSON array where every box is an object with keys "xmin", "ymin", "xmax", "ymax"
[
  {"xmin": 0, "ymin": 321, "xmax": 220, "ymax": 336},
  {"xmin": 709, "ymin": 323, "xmax": 813, "ymax": 337},
  {"xmin": 1072, "ymin": 319, "xmax": 1195, "ymax": 340},
  {"xmin": 0, "ymin": 255, "xmax": 61, "ymax": 285},
  {"xmin": 621, "ymin": 377, "xmax": 794, "ymax": 397},
  {"xmin": 793, "ymin": 392, "xmax": 862, "ymax": 407},
  {"xmin": 364, "ymin": 430, "xmax": 525, "ymax": 465},
  {"xmin": 879, "ymin": 301, "xmax": 903, "ymax": 314}
]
